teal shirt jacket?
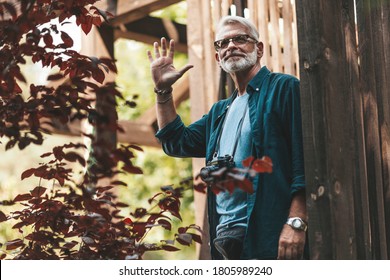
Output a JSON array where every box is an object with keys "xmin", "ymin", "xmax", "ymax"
[{"xmin": 155, "ymin": 66, "xmax": 306, "ymax": 259}]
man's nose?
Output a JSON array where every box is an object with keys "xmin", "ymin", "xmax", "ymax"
[{"xmin": 226, "ymin": 39, "xmax": 238, "ymax": 50}]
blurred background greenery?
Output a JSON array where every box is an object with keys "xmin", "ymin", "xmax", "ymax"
[{"xmin": 0, "ymin": 1, "xmax": 196, "ymax": 260}]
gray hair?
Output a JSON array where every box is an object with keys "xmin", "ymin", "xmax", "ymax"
[{"xmin": 215, "ymin": 16, "xmax": 259, "ymax": 41}]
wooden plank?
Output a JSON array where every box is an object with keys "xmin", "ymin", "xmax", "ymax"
[
  {"xmin": 117, "ymin": 120, "xmax": 160, "ymax": 147},
  {"xmin": 291, "ymin": 0, "xmax": 299, "ymax": 77},
  {"xmin": 222, "ymin": 0, "xmax": 232, "ymax": 16},
  {"xmin": 115, "ymin": 16, "xmax": 187, "ymax": 51},
  {"xmin": 296, "ymin": 0, "xmax": 367, "ymax": 259},
  {"xmin": 357, "ymin": 0, "xmax": 390, "ymax": 258},
  {"xmin": 112, "ymin": 0, "xmax": 182, "ymax": 26},
  {"xmin": 269, "ymin": 0, "xmax": 281, "ymax": 72},
  {"xmin": 282, "ymin": 0, "xmax": 293, "ymax": 74},
  {"xmin": 247, "ymin": 0, "xmax": 258, "ymax": 24},
  {"xmin": 258, "ymin": 0, "xmax": 270, "ymax": 68}
]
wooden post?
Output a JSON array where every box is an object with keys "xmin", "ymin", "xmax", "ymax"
[
  {"xmin": 187, "ymin": 0, "xmax": 220, "ymax": 260},
  {"xmin": 356, "ymin": 0, "xmax": 390, "ymax": 259},
  {"xmin": 80, "ymin": 11, "xmax": 117, "ymax": 186},
  {"xmin": 296, "ymin": 0, "xmax": 368, "ymax": 259}
]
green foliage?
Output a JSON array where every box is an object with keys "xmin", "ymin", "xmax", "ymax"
[{"xmin": 113, "ymin": 1, "xmax": 195, "ymax": 259}]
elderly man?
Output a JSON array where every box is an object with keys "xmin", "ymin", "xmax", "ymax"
[{"xmin": 147, "ymin": 15, "xmax": 307, "ymax": 260}]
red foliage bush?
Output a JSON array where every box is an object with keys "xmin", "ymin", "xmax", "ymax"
[{"xmin": 0, "ymin": 0, "xmax": 202, "ymax": 260}]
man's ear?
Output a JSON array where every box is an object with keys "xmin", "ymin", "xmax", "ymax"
[
  {"xmin": 215, "ymin": 52, "xmax": 222, "ymax": 68},
  {"xmin": 257, "ymin": 41, "xmax": 264, "ymax": 58},
  {"xmin": 215, "ymin": 51, "xmax": 221, "ymax": 63}
]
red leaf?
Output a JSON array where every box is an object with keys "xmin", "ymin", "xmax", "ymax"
[
  {"xmin": 161, "ymin": 245, "xmax": 180, "ymax": 252},
  {"xmin": 131, "ymin": 208, "xmax": 147, "ymax": 218},
  {"xmin": 30, "ymin": 186, "xmax": 46, "ymax": 197},
  {"xmin": 111, "ymin": 180, "xmax": 127, "ymax": 187},
  {"xmin": 252, "ymin": 156, "xmax": 273, "ymax": 173},
  {"xmin": 81, "ymin": 236, "xmax": 95, "ymax": 245},
  {"xmin": 157, "ymin": 219, "xmax": 172, "ymax": 230},
  {"xmin": 123, "ymin": 217, "xmax": 132, "ymax": 225},
  {"xmin": 193, "ymin": 182, "xmax": 207, "ymax": 194},
  {"xmin": 115, "ymin": 202, "xmax": 129, "ymax": 208},
  {"xmin": 5, "ymin": 239, "xmax": 24, "ymax": 250},
  {"xmin": 12, "ymin": 221, "xmax": 25, "ymax": 229},
  {"xmin": 215, "ymin": 179, "xmax": 235, "ymax": 194},
  {"xmin": 21, "ymin": 168, "xmax": 36, "ymax": 180},
  {"xmin": 63, "ymin": 152, "xmax": 86, "ymax": 166},
  {"xmin": 129, "ymin": 144, "xmax": 143, "ymax": 152},
  {"xmin": 47, "ymin": 73, "xmax": 64, "ymax": 81},
  {"xmin": 91, "ymin": 68, "xmax": 105, "ymax": 84},
  {"xmin": 176, "ymin": 233, "xmax": 192, "ymax": 246},
  {"xmin": 43, "ymin": 34, "xmax": 53, "ymax": 47},
  {"xmin": 242, "ymin": 156, "xmax": 255, "ymax": 167},
  {"xmin": 0, "ymin": 211, "xmax": 7, "ymax": 223},
  {"xmin": 236, "ymin": 178, "xmax": 254, "ymax": 194},
  {"xmin": 81, "ymin": 16, "xmax": 93, "ymax": 34},
  {"xmin": 63, "ymin": 241, "xmax": 78, "ymax": 249},
  {"xmin": 40, "ymin": 152, "xmax": 52, "ymax": 158},
  {"xmin": 13, "ymin": 193, "xmax": 33, "ymax": 202},
  {"xmin": 61, "ymin": 31, "xmax": 73, "ymax": 47},
  {"xmin": 190, "ymin": 233, "xmax": 202, "ymax": 244},
  {"xmin": 122, "ymin": 164, "xmax": 143, "ymax": 174}
]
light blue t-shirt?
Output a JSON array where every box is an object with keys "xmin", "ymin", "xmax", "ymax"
[{"xmin": 216, "ymin": 92, "xmax": 252, "ymax": 234}]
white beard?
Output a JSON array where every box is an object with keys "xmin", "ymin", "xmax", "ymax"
[{"xmin": 219, "ymin": 48, "xmax": 258, "ymax": 73}]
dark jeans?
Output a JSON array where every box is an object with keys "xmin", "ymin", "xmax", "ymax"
[{"xmin": 213, "ymin": 227, "xmax": 245, "ymax": 260}]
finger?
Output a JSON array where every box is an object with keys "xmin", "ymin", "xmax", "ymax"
[
  {"xmin": 291, "ymin": 246, "xmax": 298, "ymax": 260},
  {"xmin": 277, "ymin": 246, "xmax": 285, "ymax": 260},
  {"xmin": 285, "ymin": 246, "xmax": 292, "ymax": 260},
  {"xmin": 147, "ymin": 50, "xmax": 154, "ymax": 63},
  {"xmin": 178, "ymin": 64, "xmax": 194, "ymax": 76},
  {"xmin": 154, "ymin": 41, "xmax": 160, "ymax": 59},
  {"xmin": 297, "ymin": 245, "xmax": 304, "ymax": 259},
  {"xmin": 168, "ymin": 39, "xmax": 175, "ymax": 59},
  {"xmin": 161, "ymin": 37, "xmax": 167, "ymax": 56}
]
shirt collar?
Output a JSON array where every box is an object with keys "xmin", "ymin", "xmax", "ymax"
[{"xmin": 247, "ymin": 66, "xmax": 270, "ymax": 94}]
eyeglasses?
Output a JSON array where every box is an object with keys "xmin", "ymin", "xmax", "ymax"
[{"xmin": 214, "ymin": 34, "xmax": 257, "ymax": 51}]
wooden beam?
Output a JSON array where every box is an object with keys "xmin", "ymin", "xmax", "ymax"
[
  {"xmin": 114, "ymin": 29, "xmax": 187, "ymax": 53},
  {"xmin": 42, "ymin": 118, "xmax": 160, "ymax": 147},
  {"xmin": 112, "ymin": 0, "xmax": 182, "ymax": 26},
  {"xmin": 114, "ymin": 16, "xmax": 187, "ymax": 52},
  {"xmin": 187, "ymin": 0, "xmax": 220, "ymax": 261},
  {"xmin": 117, "ymin": 120, "xmax": 160, "ymax": 147}
]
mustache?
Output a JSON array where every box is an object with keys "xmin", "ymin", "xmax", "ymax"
[{"xmin": 223, "ymin": 51, "xmax": 246, "ymax": 61}]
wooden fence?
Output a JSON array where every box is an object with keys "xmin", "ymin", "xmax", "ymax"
[
  {"xmin": 296, "ymin": 0, "xmax": 390, "ymax": 259},
  {"xmin": 188, "ymin": 0, "xmax": 389, "ymax": 260},
  {"xmin": 93, "ymin": 0, "xmax": 389, "ymax": 259}
]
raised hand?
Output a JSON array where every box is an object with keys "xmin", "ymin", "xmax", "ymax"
[{"xmin": 147, "ymin": 37, "xmax": 193, "ymax": 90}]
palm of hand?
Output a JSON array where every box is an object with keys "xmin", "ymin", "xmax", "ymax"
[
  {"xmin": 148, "ymin": 38, "xmax": 193, "ymax": 90},
  {"xmin": 151, "ymin": 57, "xmax": 181, "ymax": 89}
]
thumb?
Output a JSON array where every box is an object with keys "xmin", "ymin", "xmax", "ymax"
[{"xmin": 178, "ymin": 64, "xmax": 194, "ymax": 76}]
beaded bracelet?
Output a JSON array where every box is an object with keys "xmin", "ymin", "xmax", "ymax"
[
  {"xmin": 154, "ymin": 87, "xmax": 173, "ymax": 96},
  {"xmin": 156, "ymin": 94, "xmax": 173, "ymax": 104}
]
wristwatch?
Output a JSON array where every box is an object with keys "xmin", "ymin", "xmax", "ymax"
[{"xmin": 286, "ymin": 217, "xmax": 308, "ymax": 231}]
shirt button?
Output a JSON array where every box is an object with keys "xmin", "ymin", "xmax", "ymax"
[{"xmin": 256, "ymin": 88, "xmax": 259, "ymax": 91}]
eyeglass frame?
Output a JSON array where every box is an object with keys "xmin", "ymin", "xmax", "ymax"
[{"xmin": 213, "ymin": 34, "xmax": 258, "ymax": 51}]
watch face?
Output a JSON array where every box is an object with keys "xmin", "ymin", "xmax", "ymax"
[{"xmin": 292, "ymin": 219, "xmax": 302, "ymax": 229}]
